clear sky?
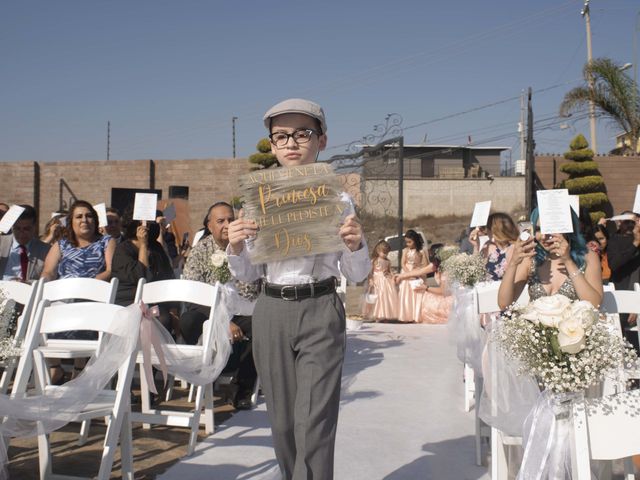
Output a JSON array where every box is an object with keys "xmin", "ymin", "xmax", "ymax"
[{"xmin": 1, "ymin": 0, "xmax": 638, "ymax": 163}]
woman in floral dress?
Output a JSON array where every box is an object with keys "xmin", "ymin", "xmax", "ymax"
[{"xmin": 480, "ymin": 213, "xmax": 519, "ymax": 281}]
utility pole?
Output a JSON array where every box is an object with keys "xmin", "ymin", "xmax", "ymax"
[
  {"xmin": 525, "ymin": 87, "xmax": 535, "ymax": 213},
  {"xmin": 107, "ymin": 121, "xmax": 110, "ymax": 161},
  {"xmin": 582, "ymin": 0, "xmax": 597, "ymax": 154},
  {"xmin": 519, "ymin": 89, "xmax": 526, "ymax": 163},
  {"xmin": 635, "ymin": 11, "xmax": 640, "ymax": 153},
  {"xmin": 232, "ymin": 116, "xmax": 238, "ymax": 158},
  {"xmin": 635, "ymin": 11, "xmax": 639, "ymax": 91}
]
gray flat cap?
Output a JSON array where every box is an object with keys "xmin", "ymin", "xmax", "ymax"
[{"xmin": 263, "ymin": 98, "xmax": 327, "ymax": 134}]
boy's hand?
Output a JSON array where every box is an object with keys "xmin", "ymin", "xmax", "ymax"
[
  {"xmin": 228, "ymin": 209, "xmax": 258, "ymax": 255},
  {"xmin": 339, "ymin": 214, "xmax": 363, "ymax": 252}
]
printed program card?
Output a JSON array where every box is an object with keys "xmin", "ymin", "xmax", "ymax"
[
  {"xmin": 0, "ymin": 205, "xmax": 26, "ymax": 234},
  {"xmin": 133, "ymin": 193, "xmax": 158, "ymax": 222},
  {"xmin": 93, "ymin": 203, "xmax": 108, "ymax": 228},
  {"xmin": 568, "ymin": 195, "xmax": 580, "ymax": 217},
  {"xmin": 470, "ymin": 201, "xmax": 492, "ymax": 228},
  {"xmin": 536, "ymin": 189, "xmax": 573, "ymax": 234},
  {"xmin": 633, "ymin": 185, "xmax": 640, "ymax": 215}
]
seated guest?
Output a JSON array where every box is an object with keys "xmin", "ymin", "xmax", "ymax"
[
  {"xmin": 41, "ymin": 214, "xmax": 65, "ymax": 245},
  {"xmin": 181, "ymin": 201, "xmax": 260, "ymax": 410},
  {"xmin": 102, "ymin": 207, "xmax": 123, "ymax": 244},
  {"xmin": 415, "ymin": 243, "xmax": 453, "ymax": 324},
  {"xmin": 608, "ymin": 211, "xmax": 640, "ymax": 291},
  {"xmin": 478, "ymin": 212, "xmax": 518, "ymax": 281},
  {"xmin": 594, "ymin": 224, "xmax": 611, "ymax": 284},
  {"xmin": 111, "ymin": 212, "xmax": 179, "ymax": 334},
  {"xmin": 40, "ymin": 200, "xmax": 116, "ymax": 383},
  {"xmin": 41, "ymin": 200, "xmax": 115, "ymax": 281},
  {"xmin": 607, "ymin": 211, "xmax": 640, "ymax": 350},
  {"xmin": 0, "ymin": 205, "xmax": 50, "ymax": 282}
]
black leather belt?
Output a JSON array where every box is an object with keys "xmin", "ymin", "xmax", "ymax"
[{"xmin": 263, "ymin": 277, "xmax": 338, "ymax": 301}]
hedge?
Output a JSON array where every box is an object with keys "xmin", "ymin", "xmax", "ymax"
[{"xmin": 559, "ymin": 161, "xmax": 600, "ymax": 176}]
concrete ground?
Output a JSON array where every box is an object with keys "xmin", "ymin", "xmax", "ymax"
[{"xmin": 157, "ymin": 323, "xmax": 490, "ymax": 480}]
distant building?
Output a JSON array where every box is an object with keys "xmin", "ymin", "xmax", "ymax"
[
  {"xmin": 614, "ymin": 132, "xmax": 640, "ymax": 154},
  {"xmin": 328, "ymin": 144, "xmax": 510, "ymax": 179}
]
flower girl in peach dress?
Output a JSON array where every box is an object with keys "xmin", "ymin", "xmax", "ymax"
[
  {"xmin": 395, "ymin": 230, "xmax": 430, "ymax": 322},
  {"xmin": 363, "ymin": 240, "xmax": 399, "ymax": 321}
]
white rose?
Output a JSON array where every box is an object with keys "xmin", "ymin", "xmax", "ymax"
[
  {"xmin": 521, "ymin": 295, "xmax": 572, "ymax": 328},
  {"xmin": 557, "ymin": 317, "xmax": 586, "ymax": 354},
  {"xmin": 211, "ymin": 252, "xmax": 227, "ymax": 268},
  {"xmin": 569, "ymin": 300, "xmax": 598, "ymax": 328}
]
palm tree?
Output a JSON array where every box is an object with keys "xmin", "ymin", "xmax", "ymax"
[{"xmin": 560, "ymin": 57, "xmax": 640, "ymax": 154}]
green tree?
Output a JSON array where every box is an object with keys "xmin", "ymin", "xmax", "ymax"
[
  {"xmin": 248, "ymin": 138, "xmax": 278, "ymax": 170},
  {"xmin": 559, "ymin": 57, "xmax": 640, "ymax": 154},
  {"xmin": 558, "ymin": 134, "xmax": 610, "ymax": 223}
]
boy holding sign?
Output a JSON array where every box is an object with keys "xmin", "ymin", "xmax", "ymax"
[{"xmin": 227, "ymin": 99, "xmax": 369, "ymax": 480}]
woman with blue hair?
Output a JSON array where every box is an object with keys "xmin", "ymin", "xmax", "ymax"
[{"xmin": 498, "ymin": 207, "xmax": 602, "ymax": 309}]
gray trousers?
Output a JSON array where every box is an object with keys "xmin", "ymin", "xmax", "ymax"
[{"xmin": 252, "ymin": 292, "xmax": 346, "ymax": 480}]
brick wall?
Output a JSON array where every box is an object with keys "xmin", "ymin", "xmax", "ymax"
[
  {"xmin": 3, "ymin": 162, "xmax": 37, "ymax": 207},
  {"xmin": 3, "ymin": 158, "xmax": 252, "ymax": 235},
  {"xmin": 535, "ymin": 155, "xmax": 640, "ymax": 215}
]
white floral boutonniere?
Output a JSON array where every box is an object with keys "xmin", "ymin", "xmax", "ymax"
[{"xmin": 210, "ymin": 251, "xmax": 232, "ymax": 284}]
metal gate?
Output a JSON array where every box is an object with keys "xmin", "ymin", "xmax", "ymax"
[{"xmin": 327, "ymin": 114, "xmax": 405, "ymax": 265}]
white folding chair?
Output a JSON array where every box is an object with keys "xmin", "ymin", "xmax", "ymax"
[
  {"xmin": 14, "ymin": 301, "xmax": 138, "ymax": 480},
  {"xmin": 37, "ymin": 277, "xmax": 119, "ymax": 364},
  {"xmin": 131, "ymin": 278, "xmax": 221, "ymax": 456},
  {"xmin": 571, "ymin": 390, "xmax": 640, "ymax": 480},
  {"xmin": 0, "ymin": 279, "xmax": 43, "ymax": 394},
  {"xmin": 470, "ymin": 281, "xmax": 501, "ymax": 466},
  {"xmin": 479, "ymin": 284, "xmax": 529, "ymax": 477},
  {"xmin": 12, "ymin": 277, "xmax": 119, "ymax": 445},
  {"xmin": 600, "ymin": 289, "xmax": 640, "ymax": 383}
]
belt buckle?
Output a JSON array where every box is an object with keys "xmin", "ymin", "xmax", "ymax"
[{"xmin": 280, "ymin": 285, "xmax": 298, "ymax": 301}]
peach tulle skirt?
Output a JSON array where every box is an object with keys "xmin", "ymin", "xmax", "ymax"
[
  {"xmin": 418, "ymin": 291, "xmax": 453, "ymax": 324},
  {"xmin": 367, "ymin": 271, "xmax": 398, "ymax": 320}
]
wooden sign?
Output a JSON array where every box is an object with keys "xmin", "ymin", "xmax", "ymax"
[{"xmin": 237, "ymin": 163, "xmax": 347, "ymax": 264}]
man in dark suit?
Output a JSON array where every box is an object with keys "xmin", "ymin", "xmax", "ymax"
[
  {"xmin": 0, "ymin": 205, "xmax": 50, "ymax": 282},
  {"xmin": 608, "ymin": 211, "xmax": 640, "ymax": 291},
  {"xmin": 607, "ymin": 211, "xmax": 640, "ymax": 350}
]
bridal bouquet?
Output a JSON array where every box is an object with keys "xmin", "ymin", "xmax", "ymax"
[
  {"xmin": 494, "ymin": 295, "xmax": 636, "ymax": 393},
  {"xmin": 210, "ymin": 251, "xmax": 232, "ymax": 284},
  {"xmin": 440, "ymin": 253, "xmax": 486, "ymax": 287},
  {"xmin": 0, "ymin": 290, "xmax": 20, "ymax": 362}
]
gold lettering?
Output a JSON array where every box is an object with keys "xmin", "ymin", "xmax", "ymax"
[
  {"xmin": 273, "ymin": 228, "xmax": 314, "ymax": 256},
  {"xmin": 258, "ymin": 184, "xmax": 272, "ymax": 215}
]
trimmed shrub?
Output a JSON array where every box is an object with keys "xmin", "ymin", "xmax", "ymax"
[
  {"xmin": 560, "ymin": 134, "xmax": 610, "ymax": 222},
  {"xmin": 248, "ymin": 138, "xmax": 278, "ymax": 170},
  {"xmin": 559, "ymin": 161, "xmax": 600, "ymax": 176},
  {"xmin": 564, "ymin": 176, "xmax": 606, "ymax": 193}
]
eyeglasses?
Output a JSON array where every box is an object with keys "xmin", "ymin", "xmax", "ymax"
[{"xmin": 269, "ymin": 128, "xmax": 319, "ymax": 148}]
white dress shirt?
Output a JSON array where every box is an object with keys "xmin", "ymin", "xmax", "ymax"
[{"xmin": 227, "ymin": 192, "xmax": 370, "ymax": 285}]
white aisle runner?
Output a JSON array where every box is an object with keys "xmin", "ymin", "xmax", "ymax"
[{"xmin": 158, "ymin": 323, "xmax": 490, "ymax": 480}]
